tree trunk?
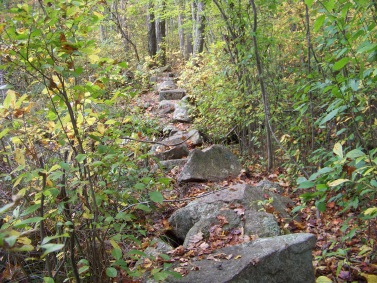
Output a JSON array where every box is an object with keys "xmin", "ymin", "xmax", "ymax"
[
  {"xmin": 176, "ymin": 0, "xmax": 185, "ymax": 57},
  {"xmin": 147, "ymin": 2, "xmax": 157, "ymax": 57},
  {"xmin": 250, "ymin": 0, "xmax": 273, "ymax": 171},
  {"xmin": 155, "ymin": 0, "xmax": 166, "ymax": 65},
  {"xmin": 192, "ymin": 0, "xmax": 205, "ymax": 58}
]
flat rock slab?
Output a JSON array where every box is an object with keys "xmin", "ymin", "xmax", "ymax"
[
  {"xmin": 158, "ymin": 80, "xmax": 177, "ymax": 91},
  {"xmin": 167, "ymin": 233, "xmax": 316, "ymax": 283},
  {"xmin": 154, "ymin": 144, "xmax": 189, "ymax": 161},
  {"xmin": 178, "ymin": 145, "xmax": 241, "ymax": 182},
  {"xmin": 159, "ymin": 89, "xmax": 186, "ymax": 101}
]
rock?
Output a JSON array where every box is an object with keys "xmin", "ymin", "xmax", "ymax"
[
  {"xmin": 154, "ymin": 159, "xmax": 187, "ymax": 172},
  {"xmin": 178, "ymin": 145, "xmax": 241, "ymax": 182},
  {"xmin": 183, "ymin": 209, "xmax": 242, "ymax": 248},
  {"xmin": 256, "ymin": 179, "xmax": 283, "ymax": 194},
  {"xmin": 158, "ymin": 80, "xmax": 177, "ymax": 91},
  {"xmin": 149, "ymin": 76, "xmax": 158, "ymax": 83},
  {"xmin": 173, "ymin": 102, "xmax": 191, "ymax": 123},
  {"xmin": 244, "ymin": 211, "xmax": 280, "ymax": 238},
  {"xmin": 168, "ymin": 183, "xmax": 292, "ymax": 242},
  {"xmin": 162, "ymin": 125, "xmax": 179, "ymax": 136},
  {"xmin": 191, "ymin": 183, "xmax": 292, "ymax": 219},
  {"xmin": 169, "ymin": 202, "xmax": 280, "ymax": 244},
  {"xmin": 169, "ymin": 202, "xmax": 224, "ymax": 241},
  {"xmin": 166, "ymin": 233, "xmax": 316, "ymax": 283},
  {"xmin": 158, "ymin": 100, "xmax": 176, "ymax": 114},
  {"xmin": 154, "ymin": 144, "xmax": 189, "ymax": 160},
  {"xmin": 159, "ymin": 89, "xmax": 186, "ymax": 101},
  {"xmin": 151, "ymin": 130, "xmax": 203, "ymax": 153}
]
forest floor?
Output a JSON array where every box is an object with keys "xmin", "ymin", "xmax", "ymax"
[{"xmin": 134, "ymin": 74, "xmax": 377, "ymax": 283}]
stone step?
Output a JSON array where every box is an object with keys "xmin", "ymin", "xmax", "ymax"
[{"xmin": 159, "ymin": 89, "xmax": 186, "ymax": 101}]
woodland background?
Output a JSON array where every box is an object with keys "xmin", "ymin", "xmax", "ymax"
[{"xmin": 0, "ymin": 0, "xmax": 377, "ymax": 282}]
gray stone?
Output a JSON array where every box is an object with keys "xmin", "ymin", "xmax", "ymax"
[
  {"xmin": 178, "ymin": 145, "xmax": 242, "ymax": 182},
  {"xmin": 169, "ymin": 202, "xmax": 224, "ymax": 241},
  {"xmin": 154, "ymin": 144, "xmax": 189, "ymax": 160},
  {"xmin": 159, "ymin": 89, "xmax": 186, "ymax": 101},
  {"xmin": 244, "ymin": 211, "xmax": 280, "ymax": 238},
  {"xmin": 166, "ymin": 233, "xmax": 316, "ymax": 283},
  {"xmin": 183, "ymin": 209, "xmax": 241, "ymax": 248},
  {"xmin": 162, "ymin": 125, "xmax": 179, "ymax": 136},
  {"xmin": 158, "ymin": 100, "xmax": 176, "ymax": 114},
  {"xmin": 173, "ymin": 102, "xmax": 191, "ymax": 123},
  {"xmin": 256, "ymin": 179, "xmax": 283, "ymax": 194},
  {"xmin": 191, "ymin": 183, "xmax": 292, "ymax": 219},
  {"xmin": 157, "ymin": 159, "xmax": 187, "ymax": 171},
  {"xmin": 151, "ymin": 130, "xmax": 203, "ymax": 153},
  {"xmin": 158, "ymin": 80, "xmax": 177, "ymax": 91}
]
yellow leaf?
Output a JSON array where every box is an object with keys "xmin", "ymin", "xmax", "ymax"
[
  {"xmin": 14, "ymin": 148, "xmax": 25, "ymax": 166},
  {"xmin": 18, "ymin": 236, "xmax": 32, "ymax": 245},
  {"xmin": 13, "ymin": 175, "xmax": 23, "ymax": 188},
  {"xmin": 86, "ymin": 117, "xmax": 96, "ymax": 126},
  {"xmin": 333, "ymin": 143, "xmax": 343, "ymax": 158},
  {"xmin": 97, "ymin": 123, "xmax": 105, "ymax": 135},
  {"xmin": 328, "ymin": 179, "xmax": 349, "ymax": 187},
  {"xmin": 4, "ymin": 90, "xmax": 17, "ymax": 109},
  {"xmin": 110, "ymin": 239, "xmax": 121, "ymax": 250},
  {"xmin": 88, "ymin": 54, "xmax": 100, "ymax": 64},
  {"xmin": 46, "ymin": 179, "xmax": 53, "ymax": 187},
  {"xmin": 361, "ymin": 273, "xmax": 377, "ymax": 283},
  {"xmin": 316, "ymin": 276, "xmax": 332, "ymax": 283},
  {"xmin": 364, "ymin": 207, "xmax": 377, "ymax": 216}
]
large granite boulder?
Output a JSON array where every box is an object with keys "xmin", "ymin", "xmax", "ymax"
[
  {"xmin": 166, "ymin": 233, "xmax": 316, "ymax": 283},
  {"xmin": 178, "ymin": 145, "xmax": 242, "ymax": 182},
  {"xmin": 168, "ymin": 183, "xmax": 293, "ymax": 243}
]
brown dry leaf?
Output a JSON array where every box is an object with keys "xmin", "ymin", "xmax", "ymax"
[
  {"xmin": 234, "ymin": 207, "xmax": 245, "ymax": 216},
  {"xmin": 199, "ymin": 242, "xmax": 209, "ymax": 250}
]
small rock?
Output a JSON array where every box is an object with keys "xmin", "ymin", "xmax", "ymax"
[{"xmin": 173, "ymin": 102, "xmax": 191, "ymax": 123}]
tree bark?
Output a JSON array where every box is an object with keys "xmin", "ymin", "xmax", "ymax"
[
  {"xmin": 147, "ymin": 2, "xmax": 157, "ymax": 57},
  {"xmin": 176, "ymin": 0, "xmax": 185, "ymax": 57},
  {"xmin": 192, "ymin": 0, "xmax": 205, "ymax": 58},
  {"xmin": 250, "ymin": 0, "xmax": 273, "ymax": 171},
  {"xmin": 155, "ymin": 0, "xmax": 167, "ymax": 65}
]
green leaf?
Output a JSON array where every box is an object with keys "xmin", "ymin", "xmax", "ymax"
[
  {"xmin": 304, "ymin": 0, "xmax": 314, "ymax": 7},
  {"xmin": 41, "ymin": 233, "xmax": 69, "ymax": 245},
  {"xmin": 333, "ymin": 143, "xmax": 343, "ymax": 158},
  {"xmin": 328, "ymin": 179, "xmax": 349, "ymax": 187},
  {"xmin": 135, "ymin": 204, "xmax": 151, "ymax": 212},
  {"xmin": 149, "ymin": 191, "xmax": 164, "ymax": 204},
  {"xmin": 0, "ymin": 202, "xmax": 15, "ymax": 215},
  {"xmin": 41, "ymin": 243, "xmax": 65, "ymax": 257},
  {"xmin": 314, "ymin": 15, "xmax": 326, "ymax": 32},
  {"xmin": 0, "ymin": 128, "xmax": 9, "ymax": 139},
  {"xmin": 106, "ymin": 267, "xmax": 118, "ymax": 278},
  {"xmin": 346, "ymin": 149, "xmax": 365, "ymax": 159},
  {"xmin": 317, "ymin": 201, "xmax": 327, "ymax": 212},
  {"xmin": 43, "ymin": 277, "xmax": 55, "ymax": 283},
  {"xmin": 333, "ymin": 57, "xmax": 350, "ymax": 71},
  {"xmin": 14, "ymin": 217, "xmax": 45, "ymax": 228},
  {"xmin": 112, "ymin": 247, "xmax": 122, "ymax": 260},
  {"xmin": 323, "ymin": 0, "xmax": 335, "ymax": 11},
  {"xmin": 298, "ymin": 181, "xmax": 315, "ymax": 189},
  {"xmin": 75, "ymin": 154, "xmax": 87, "ymax": 163},
  {"xmin": 320, "ymin": 108, "xmax": 340, "ymax": 126}
]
